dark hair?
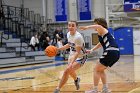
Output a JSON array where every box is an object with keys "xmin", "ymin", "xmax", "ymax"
[
  {"xmin": 93, "ymin": 18, "xmax": 108, "ymax": 29},
  {"xmin": 68, "ymin": 20, "xmax": 78, "ymax": 26}
]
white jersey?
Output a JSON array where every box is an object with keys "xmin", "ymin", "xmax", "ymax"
[
  {"xmin": 30, "ymin": 36, "xmax": 39, "ymax": 46},
  {"xmin": 67, "ymin": 31, "xmax": 86, "ymax": 59}
]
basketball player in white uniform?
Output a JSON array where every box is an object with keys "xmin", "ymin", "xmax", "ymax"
[{"xmin": 54, "ymin": 21, "xmax": 87, "ymax": 93}]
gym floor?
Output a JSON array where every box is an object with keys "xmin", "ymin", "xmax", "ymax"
[{"xmin": 0, "ymin": 56, "xmax": 140, "ymax": 93}]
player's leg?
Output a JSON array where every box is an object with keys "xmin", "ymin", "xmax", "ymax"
[
  {"xmin": 54, "ymin": 56, "xmax": 74, "ymax": 93},
  {"xmin": 30, "ymin": 45, "xmax": 35, "ymax": 51},
  {"xmin": 100, "ymin": 50, "xmax": 120, "ymax": 93},
  {"xmin": 69, "ymin": 62, "xmax": 81, "ymax": 80},
  {"xmin": 54, "ymin": 65, "xmax": 72, "ymax": 91},
  {"xmin": 85, "ymin": 61, "xmax": 107, "ymax": 93},
  {"xmin": 97, "ymin": 63, "xmax": 111, "ymax": 93},
  {"xmin": 70, "ymin": 57, "xmax": 87, "ymax": 90},
  {"xmin": 85, "ymin": 61, "xmax": 101, "ymax": 93},
  {"xmin": 67, "ymin": 56, "xmax": 81, "ymax": 80},
  {"xmin": 100, "ymin": 71, "xmax": 111, "ymax": 93},
  {"xmin": 69, "ymin": 56, "xmax": 86, "ymax": 80},
  {"xmin": 69, "ymin": 61, "xmax": 81, "ymax": 90},
  {"xmin": 54, "ymin": 63, "xmax": 81, "ymax": 93},
  {"xmin": 54, "ymin": 62, "xmax": 81, "ymax": 93}
]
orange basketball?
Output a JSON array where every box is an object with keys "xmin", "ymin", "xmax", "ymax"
[{"xmin": 45, "ymin": 45, "xmax": 58, "ymax": 57}]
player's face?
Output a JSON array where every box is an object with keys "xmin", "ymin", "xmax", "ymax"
[{"xmin": 68, "ymin": 22, "xmax": 77, "ymax": 34}]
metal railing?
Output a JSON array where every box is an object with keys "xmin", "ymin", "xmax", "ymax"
[
  {"xmin": 0, "ymin": 4, "xmax": 67, "ymax": 55},
  {"xmin": 0, "ymin": 5, "xmax": 43, "ymax": 54}
]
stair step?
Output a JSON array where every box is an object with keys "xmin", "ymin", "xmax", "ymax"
[
  {"xmin": 16, "ymin": 52, "xmax": 25, "ymax": 57},
  {"xmin": 16, "ymin": 47, "xmax": 31, "ymax": 52},
  {"xmin": 25, "ymin": 51, "xmax": 45, "ymax": 56},
  {"xmin": 6, "ymin": 47, "xmax": 16, "ymax": 52},
  {"xmin": 3, "ymin": 39, "xmax": 20, "ymax": 43},
  {"xmin": 0, "ymin": 57, "xmax": 26, "ymax": 65},
  {"xmin": 0, "ymin": 52, "xmax": 16, "ymax": 58},
  {"xmin": 0, "ymin": 48, "xmax": 6, "ymax": 52},
  {"xmin": 35, "ymin": 56, "xmax": 54, "ymax": 61},
  {"xmin": 0, "ymin": 34, "xmax": 13, "ymax": 39},
  {"xmin": 0, "ymin": 60, "xmax": 53, "ymax": 68},
  {"xmin": 6, "ymin": 42, "xmax": 28, "ymax": 47}
]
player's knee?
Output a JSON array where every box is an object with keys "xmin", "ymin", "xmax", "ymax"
[
  {"xmin": 64, "ymin": 68, "xmax": 71, "ymax": 74},
  {"xmin": 69, "ymin": 66, "xmax": 75, "ymax": 73},
  {"xmin": 65, "ymin": 66, "xmax": 74, "ymax": 73},
  {"xmin": 95, "ymin": 66, "xmax": 103, "ymax": 72}
]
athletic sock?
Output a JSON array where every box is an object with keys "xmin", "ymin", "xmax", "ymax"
[
  {"xmin": 75, "ymin": 77, "xmax": 78, "ymax": 82},
  {"xmin": 93, "ymin": 86, "xmax": 98, "ymax": 90},
  {"xmin": 56, "ymin": 87, "xmax": 60, "ymax": 90},
  {"xmin": 103, "ymin": 84, "xmax": 108, "ymax": 89}
]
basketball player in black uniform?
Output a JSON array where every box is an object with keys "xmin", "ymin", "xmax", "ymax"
[{"xmin": 80, "ymin": 18, "xmax": 120, "ymax": 93}]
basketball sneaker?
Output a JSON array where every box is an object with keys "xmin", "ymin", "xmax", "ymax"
[
  {"xmin": 101, "ymin": 88, "xmax": 111, "ymax": 93},
  {"xmin": 85, "ymin": 89, "xmax": 98, "ymax": 93},
  {"xmin": 74, "ymin": 77, "xmax": 80, "ymax": 90},
  {"xmin": 54, "ymin": 89, "xmax": 60, "ymax": 93}
]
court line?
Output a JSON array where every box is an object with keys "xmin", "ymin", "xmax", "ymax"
[{"xmin": 0, "ymin": 76, "xmax": 35, "ymax": 81}]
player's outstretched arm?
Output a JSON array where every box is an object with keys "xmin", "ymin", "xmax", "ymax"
[
  {"xmin": 79, "ymin": 25, "xmax": 102, "ymax": 31},
  {"xmin": 58, "ymin": 44, "xmax": 70, "ymax": 51},
  {"xmin": 90, "ymin": 42, "xmax": 102, "ymax": 52}
]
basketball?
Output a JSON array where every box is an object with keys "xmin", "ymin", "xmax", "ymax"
[{"xmin": 45, "ymin": 45, "xmax": 58, "ymax": 57}]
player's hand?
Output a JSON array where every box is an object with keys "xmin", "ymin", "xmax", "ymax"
[{"xmin": 86, "ymin": 50, "xmax": 92, "ymax": 54}]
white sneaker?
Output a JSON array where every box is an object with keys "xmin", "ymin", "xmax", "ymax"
[
  {"xmin": 101, "ymin": 88, "xmax": 111, "ymax": 93},
  {"xmin": 74, "ymin": 77, "xmax": 80, "ymax": 90},
  {"xmin": 54, "ymin": 89, "xmax": 60, "ymax": 93},
  {"xmin": 85, "ymin": 89, "xmax": 98, "ymax": 93}
]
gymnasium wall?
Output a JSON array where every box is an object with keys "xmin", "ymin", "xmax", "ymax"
[
  {"xmin": 68, "ymin": 0, "xmax": 77, "ymax": 21},
  {"xmin": 4, "ymin": 0, "xmax": 43, "ymax": 15},
  {"xmin": 133, "ymin": 28, "xmax": 140, "ymax": 55},
  {"xmin": 24, "ymin": 0, "xmax": 43, "ymax": 15},
  {"xmin": 114, "ymin": 27, "xmax": 134, "ymax": 55},
  {"xmin": 108, "ymin": 27, "xmax": 140, "ymax": 55},
  {"xmin": 46, "ymin": 0, "xmax": 55, "ymax": 21},
  {"xmin": 3, "ymin": 0, "xmax": 105, "ymax": 21},
  {"xmin": 92, "ymin": 0, "xmax": 105, "ymax": 18},
  {"xmin": 79, "ymin": 29, "xmax": 97, "ymax": 48},
  {"xmin": 3, "ymin": 0, "xmax": 21, "ymax": 7},
  {"xmin": 3, "ymin": 0, "xmax": 140, "ymax": 55}
]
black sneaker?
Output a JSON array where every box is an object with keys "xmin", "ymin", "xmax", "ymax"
[{"xmin": 74, "ymin": 77, "xmax": 80, "ymax": 90}]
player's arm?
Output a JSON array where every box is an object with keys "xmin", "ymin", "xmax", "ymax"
[
  {"xmin": 71, "ymin": 45, "xmax": 82, "ymax": 64},
  {"xmin": 79, "ymin": 25, "xmax": 104, "ymax": 33},
  {"xmin": 58, "ymin": 44, "xmax": 70, "ymax": 51},
  {"xmin": 90, "ymin": 42, "xmax": 102, "ymax": 52},
  {"xmin": 80, "ymin": 25, "xmax": 101, "ymax": 30},
  {"xmin": 70, "ymin": 36, "xmax": 83, "ymax": 64}
]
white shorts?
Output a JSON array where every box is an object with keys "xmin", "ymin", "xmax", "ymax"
[{"xmin": 68, "ymin": 55, "xmax": 87, "ymax": 66}]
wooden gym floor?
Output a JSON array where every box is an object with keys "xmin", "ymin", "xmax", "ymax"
[{"xmin": 0, "ymin": 56, "xmax": 140, "ymax": 93}]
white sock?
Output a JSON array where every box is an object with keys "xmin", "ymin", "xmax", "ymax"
[
  {"xmin": 103, "ymin": 84, "xmax": 108, "ymax": 89},
  {"xmin": 56, "ymin": 87, "xmax": 60, "ymax": 90},
  {"xmin": 93, "ymin": 86, "xmax": 98, "ymax": 90}
]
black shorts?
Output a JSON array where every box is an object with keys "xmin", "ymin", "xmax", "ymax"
[{"xmin": 99, "ymin": 50, "xmax": 120, "ymax": 67}]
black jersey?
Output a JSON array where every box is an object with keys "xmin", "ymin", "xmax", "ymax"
[
  {"xmin": 98, "ymin": 32, "xmax": 118, "ymax": 51},
  {"xmin": 98, "ymin": 32, "xmax": 120, "ymax": 67}
]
